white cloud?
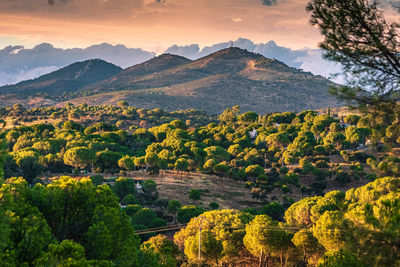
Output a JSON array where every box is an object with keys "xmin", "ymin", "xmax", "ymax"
[
  {"xmin": 296, "ymin": 50, "xmax": 345, "ymax": 84},
  {"xmin": 164, "ymin": 38, "xmax": 345, "ymax": 83},
  {"xmin": 0, "ymin": 43, "xmax": 154, "ymax": 86},
  {"xmin": 0, "ymin": 66, "xmax": 59, "ymax": 86}
]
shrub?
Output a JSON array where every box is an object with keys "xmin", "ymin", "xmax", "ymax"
[
  {"xmin": 142, "ymin": 179, "xmax": 157, "ymax": 194},
  {"xmin": 294, "ymin": 167, "xmax": 302, "ymax": 174},
  {"xmin": 209, "ymin": 202, "xmax": 219, "ymax": 210},
  {"xmin": 336, "ymin": 170, "xmax": 351, "ymax": 184},
  {"xmin": 122, "ymin": 194, "xmax": 139, "ymax": 205},
  {"xmin": 315, "ymin": 160, "xmax": 329, "ymax": 169},
  {"xmin": 284, "ymin": 172, "xmax": 299, "ymax": 185},
  {"xmin": 177, "ymin": 206, "xmax": 205, "ymax": 224},
  {"xmin": 149, "ymin": 218, "xmax": 167, "ymax": 228},
  {"xmin": 113, "ymin": 177, "xmax": 135, "ymax": 200},
  {"xmin": 261, "ymin": 202, "xmax": 284, "ymax": 221},
  {"xmin": 133, "ymin": 208, "xmax": 158, "ymax": 227},
  {"xmin": 301, "ymin": 162, "xmax": 314, "ymax": 174},
  {"xmin": 241, "ymin": 207, "xmax": 259, "ymax": 215},
  {"xmin": 281, "ymin": 185, "xmax": 290, "ymax": 194},
  {"xmin": 124, "ymin": 205, "xmax": 143, "ymax": 217},
  {"xmin": 311, "ymin": 180, "xmax": 327, "ymax": 195},
  {"xmin": 155, "ymin": 199, "xmax": 169, "ymax": 210},
  {"xmin": 90, "ymin": 175, "xmax": 104, "ymax": 186},
  {"xmin": 189, "ymin": 189, "xmax": 201, "ymax": 201},
  {"xmin": 245, "ymin": 164, "xmax": 265, "ymax": 178},
  {"xmin": 142, "ymin": 179, "xmax": 159, "ymax": 202},
  {"xmin": 279, "ymin": 166, "xmax": 289, "ymax": 174},
  {"xmin": 245, "ymin": 181, "xmax": 255, "ymax": 188},
  {"xmin": 271, "ymin": 162, "xmax": 281, "ymax": 169}
]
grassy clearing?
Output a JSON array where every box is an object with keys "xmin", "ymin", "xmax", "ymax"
[{"xmin": 128, "ymin": 171, "xmax": 260, "ymax": 210}]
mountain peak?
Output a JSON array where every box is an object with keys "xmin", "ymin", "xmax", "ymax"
[
  {"xmin": 203, "ymin": 47, "xmax": 263, "ymax": 60},
  {"xmin": 37, "ymin": 59, "xmax": 122, "ymax": 82},
  {"xmin": 155, "ymin": 53, "xmax": 189, "ymax": 60},
  {"xmin": 119, "ymin": 53, "xmax": 191, "ymax": 77},
  {"xmin": 0, "ymin": 47, "xmax": 340, "ymax": 113},
  {"xmin": 0, "ymin": 59, "xmax": 122, "ymax": 96}
]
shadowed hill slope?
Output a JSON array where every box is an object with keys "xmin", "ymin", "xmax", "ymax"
[
  {"xmin": 0, "ymin": 59, "xmax": 122, "ymax": 97},
  {"xmin": 0, "ymin": 48, "xmax": 341, "ymax": 113},
  {"xmin": 74, "ymin": 47, "xmax": 341, "ymax": 113}
]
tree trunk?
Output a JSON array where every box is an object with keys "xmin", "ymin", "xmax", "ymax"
[
  {"xmin": 259, "ymin": 251, "xmax": 264, "ymax": 267},
  {"xmin": 284, "ymin": 251, "xmax": 289, "ymax": 267}
]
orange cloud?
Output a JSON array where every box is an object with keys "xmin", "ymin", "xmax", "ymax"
[{"xmin": 0, "ymin": 0, "xmax": 322, "ymax": 50}]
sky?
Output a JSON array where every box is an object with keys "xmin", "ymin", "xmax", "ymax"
[
  {"xmin": 0, "ymin": 0, "xmax": 399, "ymax": 86},
  {"xmin": 0, "ymin": 0, "xmax": 321, "ymax": 51}
]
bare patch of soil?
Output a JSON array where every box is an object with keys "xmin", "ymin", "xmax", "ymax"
[{"xmin": 120, "ymin": 171, "xmax": 260, "ymax": 210}]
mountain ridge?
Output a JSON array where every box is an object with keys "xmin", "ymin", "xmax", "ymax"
[
  {"xmin": 0, "ymin": 59, "xmax": 122, "ymax": 97},
  {"xmin": 0, "ymin": 47, "xmax": 342, "ymax": 113}
]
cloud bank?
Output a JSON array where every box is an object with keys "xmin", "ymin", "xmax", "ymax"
[
  {"xmin": 383, "ymin": 0, "xmax": 400, "ymax": 11},
  {"xmin": 165, "ymin": 38, "xmax": 343, "ymax": 81},
  {"xmin": 0, "ymin": 43, "xmax": 154, "ymax": 86},
  {"xmin": 165, "ymin": 38, "xmax": 308, "ymax": 68}
]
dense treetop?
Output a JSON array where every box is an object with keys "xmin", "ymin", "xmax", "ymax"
[
  {"xmin": 176, "ymin": 177, "xmax": 400, "ymax": 266},
  {"xmin": 0, "ymin": 102, "xmax": 399, "ymax": 265}
]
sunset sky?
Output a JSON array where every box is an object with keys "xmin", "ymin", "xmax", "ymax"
[
  {"xmin": 0, "ymin": 0, "xmax": 323, "ymax": 51},
  {"xmin": 1, "ymin": 0, "xmax": 399, "ymax": 86}
]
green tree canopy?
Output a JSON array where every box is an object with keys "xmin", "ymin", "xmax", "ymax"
[
  {"xmin": 113, "ymin": 177, "xmax": 136, "ymax": 200},
  {"xmin": 175, "ymin": 209, "xmax": 253, "ymax": 264},
  {"xmin": 141, "ymin": 234, "xmax": 180, "ymax": 267},
  {"xmin": 63, "ymin": 147, "xmax": 96, "ymax": 169},
  {"xmin": 307, "ymin": 0, "xmax": 400, "ymax": 111}
]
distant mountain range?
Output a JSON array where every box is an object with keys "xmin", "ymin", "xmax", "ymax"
[
  {"xmin": 0, "ymin": 38, "xmax": 342, "ymax": 87},
  {"xmin": 0, "ymin": 47, "xmax": 342, "ymax": 114}
]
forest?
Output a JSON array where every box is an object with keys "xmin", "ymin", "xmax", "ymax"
[
  {"xmin": 1, "ymin": 0, "xmax": 400, "ymax": 266},
  {"xmin": 0, "ymin": 100, "xmax": 399, "ymax": 266}
]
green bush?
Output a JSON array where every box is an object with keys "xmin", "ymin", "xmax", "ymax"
[
  {"xmin": 177, "ymin": 205, "xmax": 205, "ymax": 224},
  {"xmin": 122, "ymin": 194, "xmax": 139, "ymax": 205},
  {"xmin": 148, "ymin": 218, "xmax": 167, "ymax": 228},
  {"xmin": 245, "ymin": 181, "xmax": 254, "ymax": 188},
  {"xmin": 133, "ymin": 208, "xmax": 157, "ymax": 227},
  {"xmin": 261, "ymin": 202, "xmax": 284, "ymax": 221},
  {"xmin": 124, "ymin": 205, "xmax": 142, "ymax": 217},
  {"xmin": 209, "ymin": 202, "xmax": 219, "ymax": 210},
  {"xmin": 189, "ymin": 189, "xmax": 201, "ymax": 201},
  {"xmin": 281, "ymin": 185, "xmax": 290, "ymax": 194},
  {"xmin": 279, "ymin": 166, "xmax": 289, "ymax": 174},
  {"xmin": 335, "ymin": 170, "xmax": 351, "ymax": 184},
  {"xmin": 315, "ymin": 160, "xmax": 329, "ymax": 169},
  {"xmin": 90, "ymin": 175, "xmax": 104, "ymax": 186}
]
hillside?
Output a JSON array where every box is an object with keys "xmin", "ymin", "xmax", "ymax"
[
  {"xmin": 1, "ymin": 102, "xmax": 399, "ymax": 266},
  {"xmin": 67, "ymin": 47, "xmax": 342, "ymax": 113},
  {"xmin": 0, "ymin": 48, "xmax": 342, "ymax": 113},
  {"xmin": 0, "ymin": 59, "xmax": 122, "ymax": 97}
]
